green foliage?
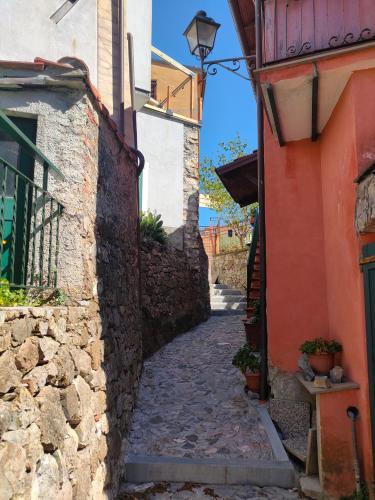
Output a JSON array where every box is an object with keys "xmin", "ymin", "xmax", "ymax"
[
  {"xmin": 140, "ymin": 211, "xmax": 167, "ymax": 245},
  {"xmin": 232, "ymin": 344, "xmax": 260, "ymax": 374},
  {"xmin": 0, "ymin": 279, "xmax": 32, "ymax": 307},
  {"xmin": 0, "ymin": 279, "xmax": 66, "ymax": 307},
  {"xmin": 248, "ymin": 300, "xmax": 260, "ymax": 324},
  {"xmin": 200, "ymin": 133, "xmax": 258, "ymax": 247},
  {"xmin": 341, "ymin": 483, "xmax": 369, "ymax": 500},
  {"xmin": 300, "ymin": 337, "xmax": 342, "ymax": 355}
]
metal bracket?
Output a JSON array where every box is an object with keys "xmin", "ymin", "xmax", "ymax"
[
  {"xmin": 202, "ymin": 56, "xmax": 256, "ymax": 81},
  {"xmin": 50, "ymin": 0, "xmax": 80, "ymax": 24}
]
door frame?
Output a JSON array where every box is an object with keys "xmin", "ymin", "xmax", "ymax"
[{"xmin": 363, "ymin": 242, "xmax": 375, "ymax": 467}]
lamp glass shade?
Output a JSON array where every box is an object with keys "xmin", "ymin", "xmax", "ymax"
[
  {"xmin": 185, "ymin": 20, "xmax": 199, "ymax": 56},
  {"xmin": 184, "ymin": 12, "xmax": 220, "ymax": 58},
  {"xmin": 196, "ymin": 18, "xmax": 219, "ymax": 55}
]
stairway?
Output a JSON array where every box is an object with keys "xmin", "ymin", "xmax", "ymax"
[
  {"xmin": 210, "ymin": 284, "xmax": 246, "ymax": 315},
  {"xmin": 248, "ymin": 242, "xmax": 260, "ymax": 302}
]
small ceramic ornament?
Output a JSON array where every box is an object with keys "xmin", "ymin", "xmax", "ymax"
[
  {"xmin": 298, "ymin": 354, "xmax": 315, "ymax": 381},
  {"xmin": 330, "ymin": 365, "xmax": 344, "ymax": 384}
]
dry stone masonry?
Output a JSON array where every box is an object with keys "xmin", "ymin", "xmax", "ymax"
[
  {"xmin": 211, "ymin": 249, "xmax": 248, "ymax": 291},
  {"xmin": 356, "ymin": 170, "xmax": 375, "ymax": 233},
  {"xmin": 0, "ymin": 67, "xmax": 142, "ymax": 499},
  {"xmin": 141, "ymin": 239, "xmax": 210, "ymax": 358}
]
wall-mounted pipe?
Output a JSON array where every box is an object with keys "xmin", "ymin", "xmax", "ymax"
[
  {"xmin": 347, "ymin": 406, "xmax": 362, "ymax": 495},
  {"xmin": 255, "ymin": 0, "xmax": 268, "ymax": 400}
]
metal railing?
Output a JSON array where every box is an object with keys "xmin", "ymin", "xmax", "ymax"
[
  {"xmin": 0, "ymin": 111, "xmax": 64, "ymax": 289},
  {"xmin": 0, "ymin": 156, "xmax": 64, "ymax": 288},
  {"xmin": 263, "ymin": 0, "xmax": 375, "ymax": 64}
]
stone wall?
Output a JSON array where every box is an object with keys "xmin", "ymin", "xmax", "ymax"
[
  {"xmin": 211, "ymin": 249, "xmax": 248, "ymax": 291},
  {"xmin": 0, "ymin": 74, "xmax": 142, "ymax": 498},
  {"xmin": 1, "ymin": 306, "xmax": 104, "ymax": 498},
  {"xmin": 183, "ymin": 124, "xmax": 201, "ymax": 269},
  {"xmin": 356, "ymin": 171, "xmax": 375, "ymax": 233},
  {"xmin": 141, "ymin": 239, "xmax": 210, "ymax": 358}
]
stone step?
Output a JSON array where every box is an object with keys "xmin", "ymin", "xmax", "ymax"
[
  {"xmin": 125, "ymin": 455, "xmax": 296, "ymax": 488},
  {"xmin": 210, "ymin": 309, "xmax": 246, "ymax": 316},
  {"xmin": 211, "ymin": 284, "xmax": 230, "ymax": 290},
  {"xmin": 210, "ymin": 295, "xmax": 246, "ymax": 304},
  {"xmin": 211, "ymin": 289, "xmax": 244, "ymax": 296},
  {"xmin": 210, "ymin": 302, "xmax": 246, "ymax": 311}
]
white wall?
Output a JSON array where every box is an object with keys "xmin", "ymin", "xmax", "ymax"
[
  {"xmin": 126, "ymin": 0, "xmax": 152, "ymax": 110},
  {"xmin": 137, "ymin": 110, "xmax": 184, "ymax": 229},
  {"xmin": 0, "ymin": 0, "xmax": 98, "ymax": 83}
]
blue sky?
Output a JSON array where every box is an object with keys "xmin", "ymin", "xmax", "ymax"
[{"xmin": 152, "ymin": 1, "xmax": 257, "ymax": 226}]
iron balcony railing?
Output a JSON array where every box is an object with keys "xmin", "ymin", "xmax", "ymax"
[
  {"xmin": 263, "ymin": 0, "xmax": 375, "ymax": 64},
  {"xmin": 0, "ymin": 157, "xmax": 64, "ymax": 288},
  {"xmin": 0, "ymin": 111, "xmax": 64, "ymax": 289}
]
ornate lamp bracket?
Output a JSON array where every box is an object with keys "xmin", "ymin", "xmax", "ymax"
[{"xmin": 201, "ymin": 56, "xmax": 256, "ymax": 81}]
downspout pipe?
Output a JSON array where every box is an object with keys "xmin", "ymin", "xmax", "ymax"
[
  {"xmin": 255, "ymin": 0, "xmax": 268, "ymax": 400},
  {"xmin": 119, "ymin": 0, "xmax": 125, "ymax": 134}
]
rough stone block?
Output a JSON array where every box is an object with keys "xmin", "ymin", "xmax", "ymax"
[
  {"xmin": 34, "ymin": 454, "xmax": 60, "ymax": 498},
  {"xmin": 0, "ymin": 351, "xmax": 22, "ymax": 394},
  {"xmin": 61, "ymin": 424, "xmax": 79, "ymax": 479},
  {"xmin": 70, "ymin": 348, "xmax": 92, "ymax": 380},
  {"xmin": 0, "ymin": 400, "xmax": 13, "ymax": 434},
  {"xmin": 0, "ymin": 327, "xmax": 11, "ymax": 353},
  {"xmin": 37, "ymin": 386, "xmax": 67, "ymax": 452},
  {"xmin": 0, "ymin": 441, "xmax": 27, "ymax": 499},
  {"xmin": 86, "ymin": 339, "xmax": 102, "ymax": 370},
  {"xmin": 75, "ymin": 411, "xmax": 96, "ymax": 449},
  {"xmin": 11, "ymin": 317, "xmax": 33, "ymax": 345},
  {"xmin": 23, "ymin": 365, "xmax": 48, "ymax": 395},
  {"xmin": 50, "ymin": 347, "xmax": 75, "ymax": 387},
  {"xmin": 13, "ymin": 387, "xmax": 40, "ymax": 429},
  {"xmin": 15, "ymin": 338, "xmax": 39, "ymax": 373},
  {"xmin": 61, "ymin": 384, "xmax": 82, "ymax": 426},
  {"xmin": 48, "ymin": 317, "xmax": 67, "ymax": 344},
  {"xmin": 38, "ymin": 337, "xmax": 60, "ymax": 363}
]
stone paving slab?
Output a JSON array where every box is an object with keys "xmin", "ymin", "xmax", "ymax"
[
  {"xmin": 120, "ymin": 482, "xmax": 301, "ymax": 499},
  {"xmin": 128, "ymin": 316, "xmax": 273, "ymax": 462}
]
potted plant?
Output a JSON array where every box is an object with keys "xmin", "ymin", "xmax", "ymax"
[
  {"xmin": 243, "ymin": 300, "xmax": 260, "ymax": 349},
  {"xmin": 247, "ymin": 299, "xmax": 260, "ymax": 317},
  {"xmin": 299, "ymin": 337, "xmax": 342, "ymax": 375},
  {"xmin": 242, "ymin": 316, "xmax": 260, "ymax": 350},
  {"xmin": 232, "ymin": 344, "xmax": 260, "ymax": 392}
]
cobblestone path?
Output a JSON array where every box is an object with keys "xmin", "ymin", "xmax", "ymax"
[
  {"xmin": 128, "ymin": 316, "xmax": 272, "ymax": 461},
  {"xmin": 121, "ymin": 482, "xmax": 300, "ymax": 499}
]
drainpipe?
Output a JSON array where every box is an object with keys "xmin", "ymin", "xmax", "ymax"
[
  {"xmin": 119, "ymin": 0, "xmax": 125, "ymax": 134},
  {"xmin": 255, "ymin": 0, "xmax": 268, "ymax": 400}
]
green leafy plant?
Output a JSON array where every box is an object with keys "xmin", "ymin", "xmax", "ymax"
[
  {"xmin": 300, "ymin": 337, "xmax": 342, "ymax": 355},
  {"xmin": 232, "ymin": 344, "xmax": 260, "ymax": 373},
  {"xmin": 0, "ymin": 279, "xmax": 30, "ymax": 307},
  {"xmin": 248, "ymin": 300, "xmax": 260, "ymax": 325},
  {"xmin": 0, "ymin": 279, "xmax": 66, "ymax": 307},
  {"xmin": 140, "ymin": 211, "xmax": 167, "ymax": 244},
  {"xmin": 342, "ymin": 482, "xmax": 369, "ymax": 500},
  {"xmin": 200, "ymin": 133, "xmax": 258, "ymax": 248}
]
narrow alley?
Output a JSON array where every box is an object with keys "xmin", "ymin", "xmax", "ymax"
[{"xmin": 122, "ymin": 316, "xmax": 299, "ymax": 499}]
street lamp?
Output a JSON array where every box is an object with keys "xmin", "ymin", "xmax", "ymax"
[
  {"xmin": 183, "ymin": 11, "xmax": 255, "ymax": 81},
  {"xmin": 183, "ymin": 10, "xmax": 221, "ymax": 68}
]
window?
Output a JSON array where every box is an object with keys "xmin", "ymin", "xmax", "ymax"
[{"xmin": 151, "ymin": 80, "xmax": 157, "ymax": 100}]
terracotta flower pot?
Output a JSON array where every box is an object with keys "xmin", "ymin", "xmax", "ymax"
[
  {"xmin": 244, "ymin": 371, "xmax": 260, "ymax": 393},
  {"xmin": 309, "ymin": 353, "xmax": 334, "ymax": 375}
]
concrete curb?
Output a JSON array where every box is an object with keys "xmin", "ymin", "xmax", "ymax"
[
  {"xmin": 125, "ymin": 454, "xmax": 295, "ymax": 486},
  {"xmin": 126, "ymin": 400, "xmax": 297, "ymax": 487},
  {"xmin": 256, "ymin": 405, "xmax": 291, "ymax": 463}
]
